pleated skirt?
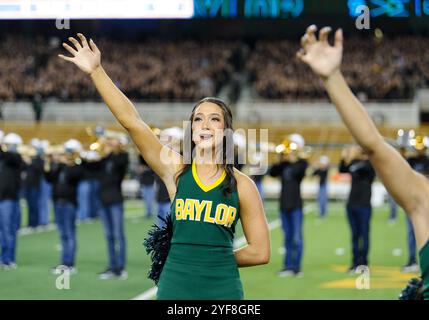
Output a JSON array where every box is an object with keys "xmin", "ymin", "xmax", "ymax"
[{"xmin": 157, "ymin": 243, "xmax": 244, "ymax": 300}]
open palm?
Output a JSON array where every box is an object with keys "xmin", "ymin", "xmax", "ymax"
[
  {"xmin": 59, "ymin": 33, "xmax": 101, "ymax": 75},
  {"xmin": 297, "ymin": 25, "xmax": 343, "ymax": 79}
]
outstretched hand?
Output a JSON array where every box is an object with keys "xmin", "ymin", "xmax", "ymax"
[
  {"xmin": 59, "ymin": 33, "xmax": 101, "ymax": 75},
  {"xmin": 297, "ymin": 25, "xmax": 343, "ymax": 80}
]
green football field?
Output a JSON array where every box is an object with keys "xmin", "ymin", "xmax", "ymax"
[{"xmin": 0, "ymin": 199, "xmax": 418, "ymax": 300}]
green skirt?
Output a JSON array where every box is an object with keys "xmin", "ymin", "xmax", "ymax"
[{"xmin": 157, "ymin": 243, "xmax": 244, "ymax": 300}]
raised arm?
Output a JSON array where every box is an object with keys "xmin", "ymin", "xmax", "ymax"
[
  {"xmin": 58, "ymin": 34, "xmax": 182, "ymax": 183},
  {"xmin": 297, "ymin": 25, "xmax": 429, "ymax": 248}
]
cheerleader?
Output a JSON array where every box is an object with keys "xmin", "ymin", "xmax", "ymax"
[
  {"xmin": 297, "ymin": 25, "xmax": 429, "ymax": 299},
  {"xmin": 59, "ymin": 34, "xmax": 270, "ymax": 299}
]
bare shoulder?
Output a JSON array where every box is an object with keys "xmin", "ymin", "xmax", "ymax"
[{"xmin": 233, "ymin": 168, "xmax": 258, "ymax": 194}]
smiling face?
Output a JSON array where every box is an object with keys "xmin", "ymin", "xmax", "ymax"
[{"xmin": 191, "ymin": 102, "xmax": 226, "ymax": 151}]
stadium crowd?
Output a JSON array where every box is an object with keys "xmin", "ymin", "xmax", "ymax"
[
  {"xmin": 247, "ymin": 36, "xmax": 429, "ymax": 101},
  {"xmin": 0, "ymin": 37, "xmax": 240, "ymax": 102},
  {"xmin": 0, "ymin": 36, "xmax": 428, "ymax": 102}
]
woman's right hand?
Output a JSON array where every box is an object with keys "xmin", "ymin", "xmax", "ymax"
[{"xmin": 59, "ymin": 33, "xmax": 101, "ymax": 75}]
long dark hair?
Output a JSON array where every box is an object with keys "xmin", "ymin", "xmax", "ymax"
[{"xmin": 174, "ymin": 97, "xmax": 237, "ymax": 197}]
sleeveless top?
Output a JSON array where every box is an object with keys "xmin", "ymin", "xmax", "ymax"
[{"xmin": 170, "ymin": 162, "xmax": 240, "ymax": 248}]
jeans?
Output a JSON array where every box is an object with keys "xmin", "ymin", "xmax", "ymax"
[
  {"xmin": 89, "ymin": 179, "xmax": 101, "ymax": 219},
  {"xmin": 0, "ymin": 199, "xmax": 21, "ymax": 264},
  {"xmin": 387, "ymin": 193, "xmax": 397, "ymax": 221},
  {"xmin": 77, "ymin": 180, "xmax": 91, "ymax": 221},
  {"xmin": 54, "ymin": 201, "xmax": 77, "ymax": 266},
  {"xmin": 157, "ymin": 201, "xmax": 171, "ymax": 228},
  {"xmin": 100, "ymin": 202, "xmax": 126, "ymax": 271},
  {"xmin": 141, "ymin": 184, "xmax": 155, "ymax": 218},
  {"xmin": 25, "ymin": 186, "xmax": 40, "ymax": 228},
  {"xmin": 280, "ymin": 207, "xmax": 304, "ymax": 272},
  {"xmin": 406, "ymin": 217, "xmax": 417, "ymax": 265},
  {"xmin": 318, "ymin": 183, "xmax": 328, "ymax": 218},
  {"xmin": 346, "ymin": 205, "xmax": 371, "ymax": 267},
  {"xmin": 39, "ymin": 178, "xmax": 52, "ymax": 225}
]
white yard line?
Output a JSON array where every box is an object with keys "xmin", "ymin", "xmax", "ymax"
[{"xmin": 132, "ymin": 203, "xmax": 316, "ymax": 300}]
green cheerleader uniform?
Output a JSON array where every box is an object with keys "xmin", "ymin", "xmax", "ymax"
[
  {"xmin": 156, "ymin": 161, "xmax": 244, "ymax": 300},
  {"xmin": 420, "ymin": 239, "xmax": 429, "ymax": 300}
]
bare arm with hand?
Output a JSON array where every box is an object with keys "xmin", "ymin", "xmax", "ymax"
[
  {"xmin": 297, "ymin": 25, "xmax": 429, "ymax": 248},
  {"xmin": 58, "ymin": 34, "xmax": 183, "ymax": 195},
  {"xmin": 233, "ymin": 171, "xmax": 270, "ymax": 267}
]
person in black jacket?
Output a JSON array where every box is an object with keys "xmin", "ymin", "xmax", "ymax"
[
  {"xmin": 269, "ymin": 134, "xmax": 308, "ymax": 277},
  {"xmin": 339, "ymin": 145, "xmax": 376, "ymax": 272},
  {"xmin": 45, "ymin": 141, "xmax": 84, "ymax": 273},
  {"xmin": 97, "ymin": 136, "xmax": 129, "ymax": 280},
  {"xmin": 0, "ymin": 133, "xmax": 24, "ymax": 269}
]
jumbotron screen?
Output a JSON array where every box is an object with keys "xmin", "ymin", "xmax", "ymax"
[
  {"xmin": 0, "ymin": 0, "xmax": 194, "ymax": 19},
  {"xmin": 1, "ymin": 0, "xmax": 428, "ymax": 20},
  {"xmin": 194, "ymin": 0, "xmax": 429, "ymax": 19}
]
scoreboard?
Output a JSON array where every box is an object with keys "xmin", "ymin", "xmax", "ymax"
[
  {"xmin": 0, "ymin": 0, "xmax": 194, "ymax": 19},
  {"xmin": 193, "ymin": 0, "xmax": 429, "ymax": 19}
]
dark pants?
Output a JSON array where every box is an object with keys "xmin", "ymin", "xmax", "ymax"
[
  {"xmin": 406, "ymin": 217, "xmax": 417, "ymax": 265},
  {"xmin": 54, "ymin": 201, "xmax": 77, "ymax": 266},
  {"xmin": 141, "ymin": 184, "xmax": 155, "ymax": 218},
  {"xmin": 100, "ymin": 202, "xmax": 126, "ymax": 271},
  {"xmin": 77, "ymin": 180, "xmax": 91, "ymax": 221},
  {"xmin": 89, "ymin": 179, "xmax": 101, "ymax": 219},
  {"xmin": 25, "ymin": 186, "xmax": 40, "ymax": 228},
  {"xmin": 0, "ymin": 199, "xmax": 21, "ymax": 264},
  {"xmin": 346, "ymin": 205, "xmax": 371, "ymax": 267},
  {"xmin": 318, "ymin": 183, "xmax": 328, "ymax": 217},
  {"xmin": 280, "ymin": 207, "xmax": 304, "ymax": 272},
  {"xmin": 387, "ymin": 193, "xmax": 397, "ymax": 221},
  {"xmin": 157, "ymin": 201, "xmax": 171, "ymax": 228},
  {"xmin": 39, "ymin": 178, "xmax": 52, "ymax": 226}
]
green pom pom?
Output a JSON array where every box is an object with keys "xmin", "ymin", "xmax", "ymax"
[{"xmin": 399, "ymin": 277, "xmax": 423, "ymax": 300}]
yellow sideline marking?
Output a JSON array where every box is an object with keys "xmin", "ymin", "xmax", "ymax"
[{"xmin": 321, "ymin": 265, "xmax": 419, "ymax": 289}]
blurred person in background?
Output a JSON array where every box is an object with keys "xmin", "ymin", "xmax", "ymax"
[
  {"xmin": 45, "ymin": 139, "xmax": 84, "ymax": 274},
  {"xmin": 249, "ymin": 147, "xmax": 266, "ymax": 203},
  {"xmin": 22, "ymin": 139, "xmax": 44, "ymax": 229},
  {"xmin": 77, "ymin": 149, "xmax": 102, "ymax": 222},
  {"xmin": 269, "ymin": 134, "xmax": 308, "ymax": 277},
  {"xmin": 38, "ymin": 140, "xmax": 52, "ymax": 227},
  {"xmin": 339, "ymin": 145, "xmax": 375, "ymax": 272},
  {"xmin": 312, "ymin": 155, "xmax": 330, "ymax": 218},
  {"xmin": 0, "ymin": 132, "xmax": 24, "ymax": 270},
  {"xmin": 96, "ymin": 135, "xmax": 129, "ymax": 280},
  {"xmin": 402, "ymin": 134, "xmax": 429, "ymax": 272},
  {"xmin": 138, "ymin": 155, "xmax": 155, "ymax": 220}
]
